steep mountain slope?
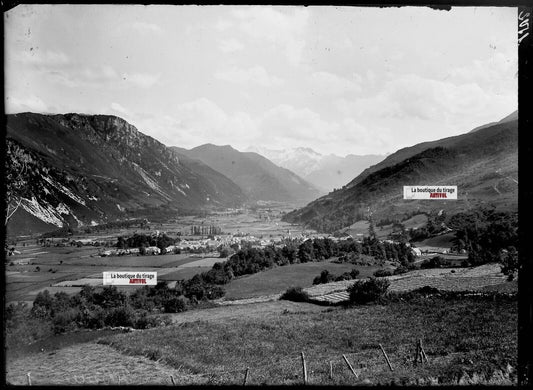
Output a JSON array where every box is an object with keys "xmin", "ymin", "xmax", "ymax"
[
  {"xmin": 5, "ymin": 113, "xmax": 247, "ymax": 235},
  {"xmin": 468, "ymin": 110, "xmax": 518, "ymax": 134},
  {"xmin": 245, "ymin": 146, "xmax": 385, "ymax": 192},
  {"xmin": 349, "ymin": 111, "xmax": 518, "ymax": 189},
  {"xmin": 283, "ymin": 116, "xmax": 518, "ymax": 233},
  {"xmin": 173, "ymin": 144, "xmax": 323, "ymax": 204}
]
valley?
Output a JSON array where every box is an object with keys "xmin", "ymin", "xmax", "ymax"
[
  {"xmin": 5, "ymin": 206, "xmax": 316, "ymax": 304},
  {"xmin": 4, "ymin": 4, "xmax": 522, "ymax": 386}
]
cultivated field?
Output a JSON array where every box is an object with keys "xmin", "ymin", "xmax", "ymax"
[
  {"xmin": 5, "ymin": 209, "xmax": 316, "ymax": 304},
  {"xmin": 307, "ymin": 263, "xmax": 512, "ymax": 304},
  {"xmin": 5, "ymin": 244, "xmax": 211, "ymax": 303}
]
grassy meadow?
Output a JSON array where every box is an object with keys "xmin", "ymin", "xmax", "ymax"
[
  {"xmin": 98, "ymin": 295, "xmax": 517, "ymax": 385},
  {"xmin": 224, "ymin": 260, "xmax": 384, "ymax": 300}
]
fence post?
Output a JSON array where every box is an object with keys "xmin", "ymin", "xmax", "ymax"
[
  {"xmin": 342, "ymin": 354, "xmax": 359, "ymax": 379},
  {"xmin": 301, "ymin": 352, "xmax": 308, "ymax": 385},
  {"xmin": 243, "ymin": 368, "xmax": 249, "ymax": 386},
  {"xmin": 379, "ymin": 344, "xmax": 394, "ymax": 371},
  {"xmin": 329, "ymin": 361, "xmax": 333, "ymax": 380},
  {"xmin": 26, "ymin": 372, "xmax": 31, "ymax": 386},
  {"xmin": 414, "ymin": 340, "xmax": 421, "ymax": 365}
]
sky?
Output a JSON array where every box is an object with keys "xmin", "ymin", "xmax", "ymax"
[{"xmin": 4, "ymin": 5, "xmax": 518, "ymax": 157}]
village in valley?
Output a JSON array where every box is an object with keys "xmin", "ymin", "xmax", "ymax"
[{"xmin": 4, "ymin": 202, "xmax": 479, "ymax": 306}]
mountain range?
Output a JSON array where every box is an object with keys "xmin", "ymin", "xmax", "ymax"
[
  {"xmin": 172, "ymin": 144, "xmax": 323, "ymax": 204},
  {"xmin": 5, "ymin": 111, "xmax": 518, "ymax": 236},
  {"xmin": 245, "ymin": 146, "xmax": 385, "ymax": 192},
  {"xmin": 5, "ymin": 113, "xmax": 247, "ymax": 235},
  {"xmin": 282, "ymin": 112, "xmax": 518, "ymax": 233}
]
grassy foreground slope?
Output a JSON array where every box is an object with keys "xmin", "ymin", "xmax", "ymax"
[{"xmin": 98, "ymin": 295, "xmax": 516, "ymax": 385}]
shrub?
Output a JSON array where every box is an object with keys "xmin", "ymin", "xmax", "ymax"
[
  {"xmin": 313, "ymin": 270, "xmax": 336, "ymax": 285},
  {"xmin": 105, "ymin": 306, "xmax": 135, "ymax": 327},
  {"xmin": 201, "ymin": 267, "xmax": 231, "ymax": 285},
  {"xmin": 421, "ymin": 255, "xmax": 445, "ymax": 269},
  {"xmin": 93, "ymin": 286, "xmax": 127, "ymax": 309},
  {"xmin": 393, "ymin": 266, "xmax": 408, "ymax": 275},
  {"xmin": 85, "ymin": 306, "xmax": 106, "ymax": 329},
  {"xmin": 32, "ymin": 290, "xmax": 54, "ymax": 318},
  {"xmin": 414, "ymin": 286, "xmax": 440, "ymax": 295},
  {"xmin": 348, "ymin": 277, "xmax": 390, "ymax": 304},
  {"xmin": 133, "ymin": 310, "xmax": 163, "ymax": 329},
  {"xmin": 219, "ymin": 247, "xmax": 230, "ymax": 258},
  {"xmin": 334, "ymin": 269, "xmax": 360, "ymax": 281},
  {"xmin": 6, "ymin": 302, "xmax": 54, "ymax": 350},
  {"xmin": 52, "ymin": 308, "xmax": 80, "ymax": 334},
  {"xmin": 280, "ymin": 286, "xmax": 310, "ymax": 302},
  {"xmin": 373, "ymin": 269, "xmax": 393, "ymax": 277},
  {"xmin": 163, "ymin": 296, "xmax": 188, "ymax": 313},
  {"xmin": 129, "ymin": 288, "xmax": 156, "ymax": 311},
  {"xmin": 500, "ymin": 247, "xmax": 518, "ymax": 281},
  {"xmin": 205, "ymin": 285, "xmax": 225, "ymax": 300}
]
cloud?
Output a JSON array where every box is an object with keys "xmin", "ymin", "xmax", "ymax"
[
  {"xmin": 6, "ymin": 94, "xmax": 48, "ymax": 113},
  {"xmin": 218, "ymin": 38, "xmax": 244, "ymax": 53},
  {"xmin": 44, "ymin": 65, "xmax": 119, "ymax": 88},
  {"xmin": 230, "ymin": 7, "xmax": 310, "ymax": 66},
  {"xmin": 448, "ymin": 52, "xmax": 517, "ymax": 94},
  {"xmin": 258, "ymin": 104, "xmax": 389, "ymax": 155},
  {"xmin": 214, "ymin": 19, "xmax": 233, "ymax": 31},
  {"xmin": 115, "ymin": 21, "xmax": 163, "ymax": 37},
  {"xmin": 135, "ymin": 98, "xmax": 260, "ymax": 150},
  {"xmin": 36, "ymin": 62, "xmax": 158, "ymax": 90},
  {"xmin": 136, "ymin": 100, "xmax": 398, "ymax": 156},
  {"xmin": 121, "ymin": 72, "xmax": 160, "ymax": 88},
  {"xmin": 131, "ymin": 21, "xmax": 163, "ymax": 35},
  {"xmin": 336, "ymin": 73, "xmax": 517, "ymax": 127},
  {"xmin": 308, "ymin": 71, "xmax": 362, "ymax": 96},
  {"xmin": 110, "ymin": 102, "xmax": 130, "ymax": 115},
  {"xmin": 215, "ymin": 66, "xmax": 283, "ymax": 87},
  {"xmin": 12, "ymin": 49, "xmax": 71, "ymax": 66}
]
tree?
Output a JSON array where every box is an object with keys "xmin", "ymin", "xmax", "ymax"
[
  {"xmin": 348, "ymin": 277, "xmax": 390, "ymax": 304},
  {"xmin": 298, "ymin": 240, "xmax": 315, "ymax": 263},
  {"xmin": 500, "ymin": 246, "xmax": 518, "ymax": 281},
  {"xmin": 116, "ymin": 236, "xmax": 127, "ymax": 249},
  {"xmin": 368, "ymin": 215, "xmax": 376, "ymax": 240},
  {"xmin": 313, "ymin": 270, "xmax": 335, "ymax": 285},
  {"xmin": 219, "ymin": 247, "xmax": 230, "ymax": 258}
]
